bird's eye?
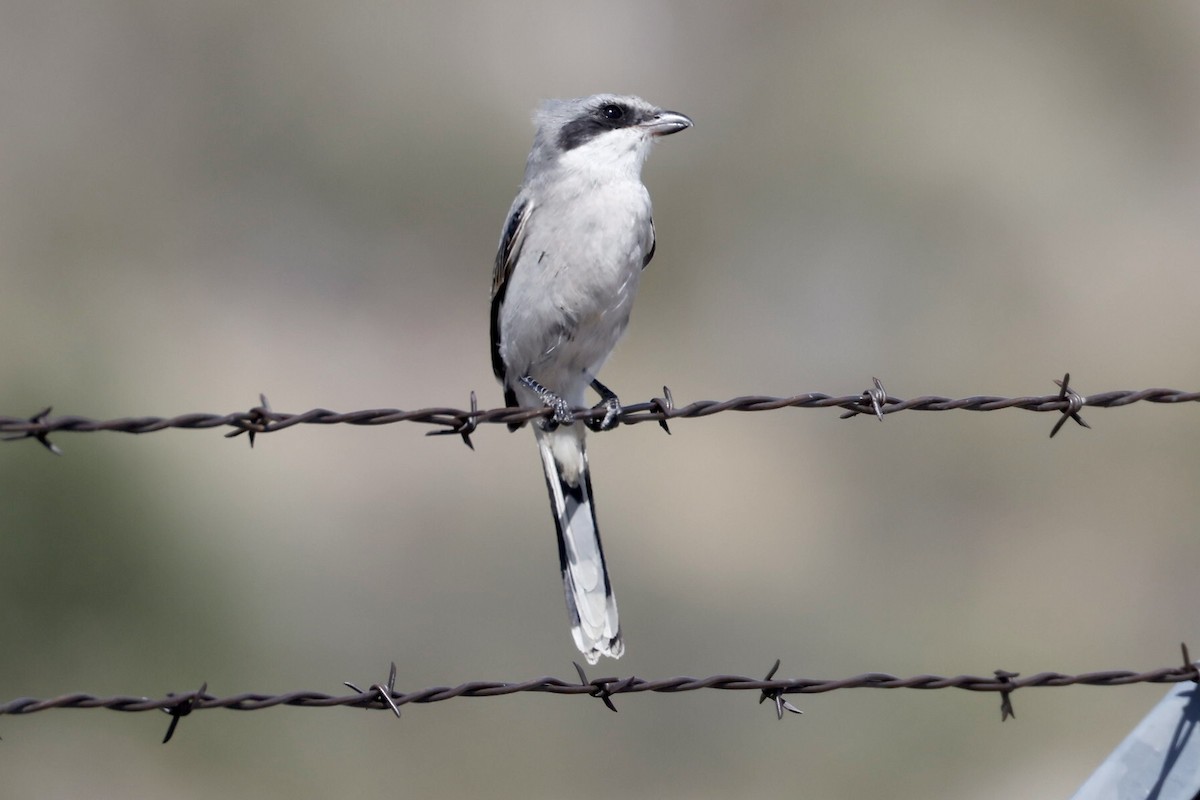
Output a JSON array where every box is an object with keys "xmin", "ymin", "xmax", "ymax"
[{"xmin": 600, "ymin": 104, "xmax": 625, "ymax": 121}]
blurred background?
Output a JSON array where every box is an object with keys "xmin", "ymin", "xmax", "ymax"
[{"xmin": 3, "ymin": 1, "xmax": 1199, "ymax": 797}]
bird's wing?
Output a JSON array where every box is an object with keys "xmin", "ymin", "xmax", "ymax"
[
  {"xmin": 641, "ymin": 216, "xmax": 656, "ymax": 269},
  {"xmin": 490, "ymin": 195, "xmax": 534, "ymax": 387}
]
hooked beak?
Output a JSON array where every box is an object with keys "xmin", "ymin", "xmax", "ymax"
[{"xmin": 641, "ymin": 110, "xmax": 693, "ymax": 137}]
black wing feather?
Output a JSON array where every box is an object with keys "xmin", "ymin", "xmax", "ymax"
[
  {"xmin": 642, "ymin": 217, "xmax": 657, "ymax": 269},
  {"xmin": 490, "ymin": 198, "xmax": 530, "ymax": 384}
]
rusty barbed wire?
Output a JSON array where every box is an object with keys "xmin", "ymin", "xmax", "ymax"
[
  {"xmin": 1, "ymin": 376, "xmax": 1197, "ymax": 452},
  {"xmin": 3, "ymin": 649, "xmax": 1198, "ymax": 741}
]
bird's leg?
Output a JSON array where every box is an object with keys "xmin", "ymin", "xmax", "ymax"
[
  {"xmin": 519, "ymin": 375, "xmax": 574, "ymax": 429},
  {"xmin": 587, "ymin": 378, "xmax": 622, "ymax": 432}
]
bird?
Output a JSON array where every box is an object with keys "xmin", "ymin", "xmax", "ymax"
[{"xmin": 489, "ymin": 94, "xmax": 692, "ymax": 664}]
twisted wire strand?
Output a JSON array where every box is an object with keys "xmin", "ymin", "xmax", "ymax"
[
  {"xmin": 1, "ymin": 385, "xmax": 1196, "ymax": 446},
  {"xmin": 2, "ymin": 662, "xmax": 1195, "ymax": 717}
]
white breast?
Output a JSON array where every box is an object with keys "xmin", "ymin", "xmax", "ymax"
[{"xmin": 499, "ymin": 173, "xmax": 654, "ymax": 408}]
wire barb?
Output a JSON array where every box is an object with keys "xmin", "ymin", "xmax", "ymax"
[
  {"xmin": 649, "ymin": 385, "xmax": 674, "ymax": 434},
  {"xmin": 344, "ymin": 662, "xmax": 402, "ymax": 718},
  {"xmin": 757, "ymin": 659, "xmax": 803, "ymax": 720},
  {"xmin": 994, "ymin": 670, "xmax": 1018, "ymax": 721},
  {"xmin": 573, "ymin": 662, "xmax": 618, "ymax": 713},
  {"xmin": 1049, "ymin": 373, "xmax": 1091, "ymax": 438},
  {"xmin": 224, "ymin": 394, "xmax": 274, "ymax": 448},
  {"xmin": 425, "ymin": 391, "xmax": 478, "ymax": 450},
  {"xmin": 1, "ymin": 407, "xmax": 63, "ymax": 455},
  {"xmin": 160, "ymin": 681, "xmax": 207, "ymax": 743},
  {"xmin": 839, "ymin": 378, "xmax": 889, "ymax": 420}
]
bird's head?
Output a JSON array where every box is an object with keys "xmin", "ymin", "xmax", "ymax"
[{"xmin": 527, "ymin": 94, "xmax": 692, "ymax": 179}]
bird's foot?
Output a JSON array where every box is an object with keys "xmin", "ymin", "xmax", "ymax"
[
  {"xmin": 586, "ymin": 379, "xmax": 622, "ymax": 432},
  {"xmin": 520, "ymin": 375, "xmax": 574, "ymax": 430}
]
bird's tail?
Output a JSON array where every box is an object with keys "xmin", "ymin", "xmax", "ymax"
[{"xmin": 535, "ymin": 424, "xmax": 623, "ymax": 664}]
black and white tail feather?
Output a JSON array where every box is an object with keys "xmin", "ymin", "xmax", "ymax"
[
  {"xmin": 488, "ymin": 93, "xmax": 691, "ymax": 662},
  {"xmin": 537, "ymin": 425, "xmax": 622, "ymax": 663}
]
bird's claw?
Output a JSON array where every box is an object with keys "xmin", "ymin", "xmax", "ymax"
[
  {"xmin": 586, "ymin": 395, "xmax": 622, "ymax": 432},
  {"xmin": 550, "ymin": 397, "xmax": 574, "ymax": 427},
  {"xmin": 521, "ymin": 375, "xmax": 576, "ymax": 431}
]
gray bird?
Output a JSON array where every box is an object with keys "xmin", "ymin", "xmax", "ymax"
[{"xmin": 490, "ymin": 94, "xmax": 692, "ymax": 663}]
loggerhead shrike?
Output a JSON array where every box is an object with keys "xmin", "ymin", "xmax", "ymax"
[{"xmin": 490, "ymin": 94, "xmax": 692, "ymax": 663}]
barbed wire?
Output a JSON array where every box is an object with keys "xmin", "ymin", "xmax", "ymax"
[
  {"xmin": 3, "ymin": 646, "xmax": 1198, "ymax": 741},
  {"xmin": 3, "ymin": 375, "xmax": 1198, "ymax": 741},
  {"xmin": 2, "ymin": 375, "xmax": 1197, "ymax": 453}
]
